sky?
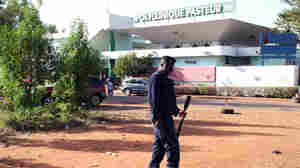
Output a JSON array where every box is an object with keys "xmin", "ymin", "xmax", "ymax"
[{"xmin": 39, "ymin": 0, "xmax": 290, "ymax": 39}]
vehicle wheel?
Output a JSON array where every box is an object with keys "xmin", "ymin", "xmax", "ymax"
[
  {"xmin": 90, "ymin": 95, "xmax": 101, "ymax": 106},
  {"xmin": 124, "ymin": 89, "xmax": 131, "ymax": 96}
]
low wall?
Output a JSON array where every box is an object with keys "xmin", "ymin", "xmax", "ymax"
[
  {"xmin": 170, "ymin": 66, "xmax": 216, "ymax": 82},
  {"xmin": 216, "ymin": 65, "xmax": 299, "ymax": 87},
  {"xmin": 173, "ymin": 65, "xmax": 300, "ymax": 98}
]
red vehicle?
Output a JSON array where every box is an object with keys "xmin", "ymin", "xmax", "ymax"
[{"xmin": 42, "ymin": 77, "xmax": 107, "ymax": 106}]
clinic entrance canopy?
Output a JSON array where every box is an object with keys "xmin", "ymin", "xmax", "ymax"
[
  {"xmin": 118, "ymin": 19, "xmax": 270, "ymax": 45},
  {"xmin": 108, "ymin": 0, "xmax": 271, "ymax": 45}
]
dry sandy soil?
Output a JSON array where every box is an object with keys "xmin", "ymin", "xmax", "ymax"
[{"xmin": 1, "ymin": 94, "xmax": 300, "ymax": 168}]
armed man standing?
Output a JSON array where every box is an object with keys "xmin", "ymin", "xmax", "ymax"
[{"xmin": 148, "ymin": 56, "xmax": 184, "ymax": 168}]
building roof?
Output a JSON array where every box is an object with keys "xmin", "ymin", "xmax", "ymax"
[{"xmin": 115, "ymin": 19, "xmax": 270, "ymax": 45}]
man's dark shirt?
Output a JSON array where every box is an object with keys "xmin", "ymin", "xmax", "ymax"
[{"xmin": 148, "ymin": 71, "xmax": 179, "ymax": 124}]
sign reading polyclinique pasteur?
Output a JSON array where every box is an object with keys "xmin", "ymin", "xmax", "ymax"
[{"xmin": 134, "ymin": 3, "xmax": 227, "ymax": 24}]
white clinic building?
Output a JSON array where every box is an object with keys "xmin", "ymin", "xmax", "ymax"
[{"xmin": 90, "ymin": 0, "xmax": 299, "ymax": 86}]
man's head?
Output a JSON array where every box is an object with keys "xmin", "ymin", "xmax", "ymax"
[{"xmin": 159, "ymin": 56, "xmax": 176, "ymax": 75}]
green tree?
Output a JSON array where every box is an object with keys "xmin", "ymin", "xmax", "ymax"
[
  {"xmin": 43, "ymin": 18, "xmax": 106, "ymax": 128},
  {"xmin": 45, "ymin": 24, "xmax": 58, "ymax": 34},
  {"xmin": 0, "ymin": 0, "xmax": 18, "ymax": 26},
  {"xmin": 0, "ymin": 5, "xmax": 49, "ymax": 106},
  {"xmin": 31, "ymin": 0, "xmax": 43, "ymax": 9},
  {"xmin": 55, "ymin": 18, "xmax": 105, "ymax": 107},
  {"xmin": 113, "ymin": 53, "xmax": 153, "ymax": 79},
  {"xmin": 113, "ymin": 53, "xmax": 137, "ymax": 79},
  {"xmin": 136, "ymin": 54, "xmax": 153, "ymax": 75},
  {"xmin": 0, "ymin": 4, "xmax": 57, "ymax": 130},
  {"xmin": 276, "ymin": 0, "xmax": 300, "ymax": 33},
  {"xmin": 0, "ymin": 0, "xmax": 44, "ymax": 27}
]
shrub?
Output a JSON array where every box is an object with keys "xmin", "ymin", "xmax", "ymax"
[
  {"xmin": 216, "ymin": 87, "xmax": 298, "ymax": 98},
  {"xmin": 197, "ymin": 87, "xmax": 214, "ymax": 95},
  {"xmin": 175, "ymin": 86, "xmax": 216, "ymax": 95},
  {"xmin": 0, "ymin": 8, "xmax": 103, "ymax": 131},
  {"xmin": 175, "ymin": 86, "xmax": 298, "ymax": 98},
  {"xmin": 113, "ymin": 53, "xmax": 153, "ymax": 79},
  {"xmin": 0, "ymin": 4, "xmax": 58, "ymax": 131}
]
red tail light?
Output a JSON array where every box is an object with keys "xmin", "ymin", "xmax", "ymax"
[
  {"xmin": 104, "ymin": 85, "xmax": 108, "ymax": 96},
  {"xmin": 47, "ymin": 87, "xmax": 53, "ymax": 92}
]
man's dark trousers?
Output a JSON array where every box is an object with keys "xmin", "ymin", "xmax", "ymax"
[{"xmin": 149, "ymin": 117, "xmax": 180, "ymax": 168}]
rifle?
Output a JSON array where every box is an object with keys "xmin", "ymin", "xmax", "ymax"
[{"xmin": 177, "ymin": 96, "xmax": 191, "ymax": 137}]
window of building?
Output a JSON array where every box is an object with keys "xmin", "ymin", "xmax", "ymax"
[
  {"xmin": 225, "ymin": 56, "xmax": 250, "ymax": 66},
  {"xmin": 184, "ymin": 59, "xmax": 197, "ymax": 64}
]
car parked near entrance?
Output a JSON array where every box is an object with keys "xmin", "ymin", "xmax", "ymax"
[
  {"xmin": 42, "ymin": 77, "xmax": 107, "ymax": 106},
  {"xmin": 120, "ymin": 77, "xmax": 148, "ymax": 96},
  {"xmin": 87, "ymin": 77, "xmax": 108, "ymax": 106}
]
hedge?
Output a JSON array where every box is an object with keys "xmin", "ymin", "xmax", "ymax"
[
  {"xmin": 217, "ymin": 87, "xmax": 299, "ymax": 98},
  {"xmin": 175, "ymin": 86, "xmax": 216, "ymax": 95},
  {"xmin": 175, "ymin": 86, "xmax": 299, "ymax": 98}
]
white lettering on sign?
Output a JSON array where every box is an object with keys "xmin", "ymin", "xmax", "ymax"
[
  {"xmin": 176, "ymin": 8, "xmax": 184, "ymax": 18},
  {"xmin": 169, "ymin": 10, "xmax": 175, "ymax": 19},
  {"xmin": 161, "ymin": 11, "xmax": 169, "ymax": 20},
  {"xmin": 215, "ymin": 3, "xmax": 222, "ymax": 13},
  {"xmin": 211, "ymin": 4, "xmax": 217, "ymax": 14},
  {"xmin": 196, "ymin": 7, "xmax": 202, "ymax": 16},
  {"xmin": 134, "ymin": 3, "xmax": 226, "ymax": 24}
]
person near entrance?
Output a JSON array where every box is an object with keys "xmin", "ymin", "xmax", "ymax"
[
  {"xmin": 105, "ymin": 77, "xmax": 114, "ymax": 96},
  {"xmin": 148, "ymin": 56, "xmax": 184, "ymax": 168}
]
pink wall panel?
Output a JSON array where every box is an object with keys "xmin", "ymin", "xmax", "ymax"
[{"xmin": 169, "ymin": 66, "xmax": 216, "ymax": 82}]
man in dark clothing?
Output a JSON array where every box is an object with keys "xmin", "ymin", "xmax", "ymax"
[{"xmin": 148, "ymin": 56, "xmax": 184, "ymax": 168}]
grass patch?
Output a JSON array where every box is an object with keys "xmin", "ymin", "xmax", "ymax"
[
  {"xmin": 0, "ymin": 108, "xmax": 116, "ymax": 131},
  {"xmin": 0, "ymin": 111, "xmax": 9, "ymax": 129}
]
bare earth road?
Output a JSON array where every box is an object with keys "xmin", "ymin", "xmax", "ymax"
[{"xmin": 1, "ymin": 94, "xmax": 300, "ymax": 168}]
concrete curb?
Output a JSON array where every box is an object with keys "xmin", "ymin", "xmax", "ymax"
[{"xmin": 182, "ymin": 95, "xmax": 293, "ymax": 103}]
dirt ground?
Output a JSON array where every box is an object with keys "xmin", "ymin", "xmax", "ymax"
[{"xmin": 1, "ymin": 94, "xmax": 300, "ymax": 168}]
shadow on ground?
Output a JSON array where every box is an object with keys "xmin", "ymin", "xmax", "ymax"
[
  {"xmin": 0, "ymin": 158, "xmax": 62, "ymax": 168},
  {"xmin": 103, "ymin": 96, "xmax": 148, "ymax": 105},
  {"xmin": 3, "ymin": 136, "xmax": 193, "ymax": 153},
  {"xmin": 103, "ymin": 95, "xmax": 300, "ymax": 112},
  {"xmin": 107, "ymin": 124, "xmax": 284, "ymax": 137},
  {"xmin": 1, "ymin": 117, "xmax": 290, "ymax": 155},
  {"xmin": 95, "ymin": 104, "xmax": 147, "ymax": 111},
  {"xmin": 2, "ymin": 119, "xmax": 284, "ymax": 154},
  {"xmin": 182, "ymin": 120, "xmax": 298, "ymax": 130},
  {"xmin": 65, "ymin": 118, "xmax": 288, "ymax": 137}
]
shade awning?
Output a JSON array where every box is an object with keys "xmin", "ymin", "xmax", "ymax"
[{"xmin": 115, "ymin": 19, "xmax": 270, "ymax": 45}]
